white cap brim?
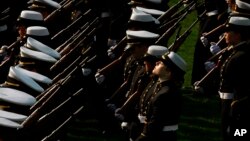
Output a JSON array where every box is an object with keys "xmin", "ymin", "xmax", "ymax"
[
  {"xmin": 0, "ymin": 110, "xmax": 27, "ymax": 122},
  {"xmin": 27, "ymin": 37, "xmax": 61, "ymax": 59},
  {"xmin": 15, "ymin": 65, "xmax": 52, "ymax": 84},
  {"xmin": 20, "ymin": 47, "xmax": 57, "ymax": 63},
  {"xmin": 9, "ymin": 66, "xmax": 44, "ymax": 93},
  {"xmin": 0, "ymin": 87, "xmax": 36, "ymax": 106},
  {"xmin": 0, "ymin": 117, "xmax": 23, "ymax": 128}
]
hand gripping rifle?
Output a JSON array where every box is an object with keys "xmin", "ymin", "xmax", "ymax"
[
  {"xmin": 194, "ymin": 40, "xmax": 250, "ymax": 88},
  {"xmin": 168, "ymin": 9, "xmax": 205, "ymax": 52}
]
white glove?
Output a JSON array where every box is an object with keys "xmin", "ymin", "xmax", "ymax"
[
  {"xmin": 81, "ymin": 68, "xmax": 92, "ymax": 76},
  {"xmin": 95, "ymin": 73, "xmax": 105, "ymax": 84},
  {"xmin": 204, "ymin": 61, "xmax": 216, "ymax": 72},
  {"xmin": 107, "ymin": 46, "xmax": 116, "ymax": 59},
  {"xmin": 121, "ymin": 122, "xmax": 128, "ymax": 130},
  {"xmin": 200, "ymin": 35, "xmax": 208, "ymax": 47},
  {"xmin": 210, "ymin": 42, "xmax": 221, "ymax": 55},
  {"xmin": 193, "ymin": 81, "xmax": 204, "ymax": 94}
]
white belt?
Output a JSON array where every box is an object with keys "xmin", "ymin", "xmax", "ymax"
[
  {"xmin": 218, "ymin": 91, "xmax": 234, "ymax": 99},
  {"xmin": 162, "ymin": 124, "xmax": 178, "ymax": 131},
  {"xmin": 138, "ymin": 114, "xmax": 147, "ymax": 124},
  {"xmin": 206, "ymin": 10, "xmax": 218, "ymax": 17}
]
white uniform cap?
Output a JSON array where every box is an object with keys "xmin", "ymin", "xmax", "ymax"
[
  {"xmin": 0, "ymin": 87, "xmax": 36, "ymax": 106},
  {"xmin": 29, "ymin": 0, "xmax": 61, "ymax": 9},
  {"xmin": 126, "ymin": 30, "xmax": 159, "ymax": 40},
  {"xmin": 162, "ymin": 51, "xmax": 187, "ymax": 72},
  {"xmin": 26, "ymin": 26, "xmax": 50, "ymax": 36},
  {"xmin": 147, "ymin": 45, "xmax": 169, "ymax": 58},
  {"xmin": 145, "ymin": 0, "xmax": 162, "ymax": 4},
  {"xmin": 15, "ymin": 65, "xmax": 52, "ymax": 85},
  {"xmin": 130, "ymin": 8, "xmax": 160, "ymax": 24},
  {"xmin": 136, "ymin": 6, "xmax": 165, "ymax": 16},
  {"xmin": 19, "ymin": 10, "xmax": 43, "ymax": 21},
  {"xmin": 26, "ymin": 37, "xmax": 61, "ymax": 59},
  {"xmin": 20, "ymin": 46, "xmax": 58, "ymax": 63},
  {"xmin": 229, "ymin": 16, "xmax": 250, "ymax": 26},
  {"xmin": 235, "ymin": 0, "xmax": 250, "ymax": 11},
  {"xmin": 0, "ymin": 117, "xmax": 22, "ymax": 128},
  {"xmin": 0, "ymin": 110, "xmax": 27, "ymax": 122},
  {"xmin": 8, "ymin": 66, "xmax": 44, "ymax": 93}
]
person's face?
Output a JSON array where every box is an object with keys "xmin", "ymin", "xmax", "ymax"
[
  {"xmin": 224, "ymin": 31, "xmax": 241, "ymax": 46},
  {"xmin": 16, "ymin": 25, "xmax": 26, "ymax": 38},
  {"xmin": 152, "ymin": 61, "xmax": 168, "ymax": 77}
]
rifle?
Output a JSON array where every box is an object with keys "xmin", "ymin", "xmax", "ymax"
[
  {"xmin": 22, "ymin": 73, "xmax": 78, "ymax": 128},
  {"xmin": 59, "ymin": 16, "xmax": 100, "ymax": 56},
  {"xmin": 194, "ymin": 40, "xmax": 250, "ymax": 87},
  {"xmin": 97, "ymin": 50, "xmax": 129, "ymax": 76},
  {"xmin": 29, "ymin": 88, "xmax": 86, "ymax": 141},
  {"xmin": 107, "ymin": 36, "xmax": 127, "ymax": 59},
  {"xmin": 54, "ymin": 21, "xmax": 89, "ymax": 52},
  {"xmin": 41, "ymin": 106, "xmax": 84, "ymax": 141},
  {"xmin": 201, "ymin": 22, "xmax": 227, "ymax": 40},
  {"xmin": 50, "ymin": 27, "xmax": 97, "ymax": 77},
  {"xmin": 155, "ymin": 3, "xmax": 195, "ymax": 46},
  {"xmin": 35, "ymin": 54, "xmax": 97, "ymax": 111},
  {"xmin": 157, "ymin": 0, "xmax": 184, "ymax": 23},
  {"xmin": 44, "ymin": 0, "xmax": 74, "ymax": 24},
  {"xmin": 168, "ymin": 10, "xmax": 203, "ymax": 52},
  {"xmin": 51, "ymin": 9, "xmax": 94, "ymax": 46}
]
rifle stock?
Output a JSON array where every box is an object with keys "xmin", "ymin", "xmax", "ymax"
[
  {"xmin": 55, "ymin": 21, "xmax": 89, "ymax": 52},
  {"xmin": 22, "ymin": 74, "xmax": 75, "ymax": 128},
  {"xmin": 169, "ymin": 16, "xmax": 200, "ymax": 51},
  {"xmin": 44, "ymin": 0, "xmax": 73, "ymax": 24},
  {"xmin": 202, "ymin": 23, "xmax": 226, "ymax": 39},
  {"xmin": 97, "ymin": 51, "xmax": 128, "ymax": 76},
  {"xmin": 51, "ymin": 9, "xmax": 94, "ymax": 44},
  {"xmin": 157, "ymin": 0, "xmax": 184, "ymax": 22},
  {"xmin": 59, "ymin": 17, "xmax": 100, "ymax": 56},
  {"xmin": 41, "ymin": 106, "xmax": 84, "ymax": 141}
]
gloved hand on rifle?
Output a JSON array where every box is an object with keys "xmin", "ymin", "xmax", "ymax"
[
  {"xmin": 210, "ymin": 42, "xmax": 221, "ymax": 55},
  {"xmin": 114, "ymin": 108, "xmax": 125, "ymax": 122},
  {"xmin": 193, "ymin": 81, "xmax": 204, "ymax": 94},
  {"xmin": 81, "ymin": 68, "xmax": 92, "ymax": 76},
  {"xmin": 204, "ymin": 61, "xmax": 216, "ymax": 72},
  {"xmin": 107, "ymin": 46, "xmax": 116, "ymax": 59},
  {"xmin": 95, "ymin": 72, "xmax": 105, "ymax": 84},
  {"xmin": 200, "ymin": 35, "xmax": 209, "ymax": 47}
]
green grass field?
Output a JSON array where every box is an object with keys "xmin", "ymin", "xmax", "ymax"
[{"xmin": 65, "ymin": 0, "xmax": 223, "ymax": 140}]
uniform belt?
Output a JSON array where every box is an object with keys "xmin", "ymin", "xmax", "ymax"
[
  {"xmin": 162, "ymin": 124, "xmax": 178, "ymax": 131},
  {"xmin": 218, "ymin": 91, "xmax": 234, "ymax": 99},
  {"xmin": 206, "ymin": 10, "xmax": 218, "ymax": 17}
]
